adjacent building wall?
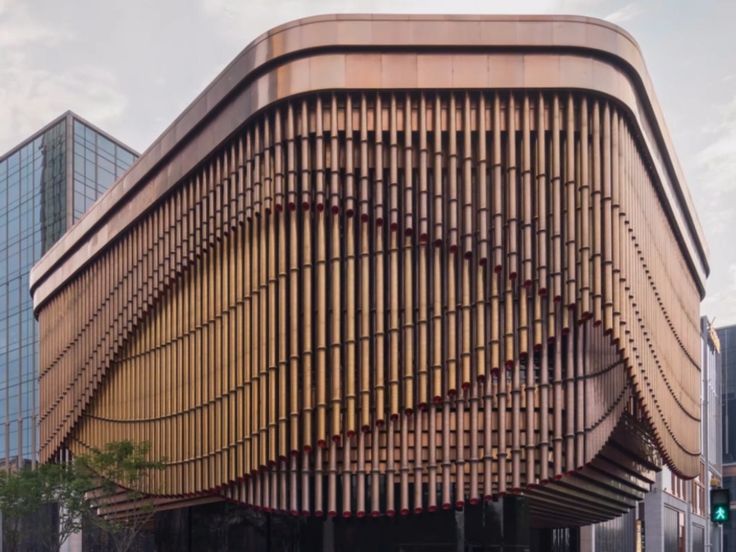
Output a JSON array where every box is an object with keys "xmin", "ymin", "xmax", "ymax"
[
  {"xmin": 718, "ymin": 323, "xmax": 736, "ymax": 551},
  {"xmin": 0, "ymin": 112, "xmax": 137, "ymax": 467}
]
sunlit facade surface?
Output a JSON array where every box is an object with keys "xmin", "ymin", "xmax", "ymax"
[
  {"xmin": 0, "ymin": 112, "xmax": 136, "ymax": 466},
  {"xmin": 31, "ymin": 15, "xmax": 708, "ymax": 548}
]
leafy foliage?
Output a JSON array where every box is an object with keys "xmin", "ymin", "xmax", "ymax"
[{"xmin": 0, "ymin": 441, "xmax": 164, "ymax": 552}]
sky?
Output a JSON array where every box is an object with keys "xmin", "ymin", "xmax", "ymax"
[{"xmin": 1, "ymin": 0, "xmax": 734, "ymax": 326}]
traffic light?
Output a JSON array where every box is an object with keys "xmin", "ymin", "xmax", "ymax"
[{"xmin": 711, "ymin": 488, "xmax": 730, "ymax": 523}]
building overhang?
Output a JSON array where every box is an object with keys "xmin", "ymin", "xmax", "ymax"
[{"xmin": 29, "ymin": 14, "xmax": 708, "ymax": 312}]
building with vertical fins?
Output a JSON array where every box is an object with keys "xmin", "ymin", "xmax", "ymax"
[
  {"xmin": 29, "ymin": 16, "xmax": 708, "ymax": 551},
  {"xmin": 583, "ymin": 316, "xmax": 722, "ymax": 552},
  {"xmin": 0, "ymin": 112, "xmax": 137, "ymax": 469}
]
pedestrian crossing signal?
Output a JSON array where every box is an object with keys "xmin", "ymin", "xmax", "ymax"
[{"xmin": 711, "ymin": 488, "xmax": 730, "ymax": 524}]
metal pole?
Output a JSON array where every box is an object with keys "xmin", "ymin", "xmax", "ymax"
[{"xmin": 704, "ymin": 323, "xmax": 710, "ymax": 549}]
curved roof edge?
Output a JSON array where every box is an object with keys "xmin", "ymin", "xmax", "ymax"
[{"xmin": 29, "ymin": 14, "xmax": 708, "ymax": 309}]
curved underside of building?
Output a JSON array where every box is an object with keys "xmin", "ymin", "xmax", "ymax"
[{"xmin": 31, "ymin": 16, "xmax": 707, "ymax": 528}]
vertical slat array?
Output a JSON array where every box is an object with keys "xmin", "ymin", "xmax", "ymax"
[{"xmin": 38, "ymin": 91, "xmax": 702, "ymax": 525}]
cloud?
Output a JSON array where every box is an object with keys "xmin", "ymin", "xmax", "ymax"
[
  {"xmin": 703, "ymin": 264, "xmax": 736, "ymax": 327},
  {"xmin": 199, "ymin": 0, "xmax": 565, "ymax": 40},
  {"xmin": 0, "ymin": 0, "xmax": 71, "ymax": 48},
  {"xmin": 0, "ymin": 2, "xmax": 127, "ymax": 153},
  {"xmin": 694, "ymin": 96, "xmax": 736, "ymax": 218},
  {"xmin": 0, "ymin": 58, "xmax": 127, "ymax": 152},
  {"xmin": 605, "ymin": 2, "xmax": 645, "ymax": 24},
  {"xmin": 693, "ymin": 96, "xmax": 736, "ymax": 324}
]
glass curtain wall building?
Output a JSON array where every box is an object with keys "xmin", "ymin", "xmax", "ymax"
[
  {"xmin": 0, "ymin": 111, "xmax": 137, "ymax": 467},
  {"xmin": 719, "ymin": 323, "xmax": 736, "ymax": 551}
]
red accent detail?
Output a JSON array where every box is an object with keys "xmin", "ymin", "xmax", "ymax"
[
  {"xmin": 433, "ymin": 395, "xmax": 443, "ymax": 404},
  {"xmin": 434, "ymin": 239, "xmax": 443, "ymax": 247},
  {"xmin": 390, "ymin": 413, "xmax": 399, "ymax": 421},
  {"xmin": 346, "ymin": 209, "xmax": 354, "ymax": 217},
  {"xmin": 386, "ymin": 509, "xmax": 396, "ymax": 517},
  {"xmin": 317, "ymin": 439, "xmax": 327, "ymax": 449},
  {"xmin": 414, "ymin": 507, "xmax": 423, "ymax": 514},
  {"xmin": 428, "ymin": 505, "xmax": 438, "ymax": 512},
  {"xmin": 469, "ymin": 498, "xmax": 480, "ymax": 505},
  {"xmin": 405, "ymin": 228, "xmax": 413, "ymax": 237},
  {"xmin": 356, "ymin": 511, "xmax": 366, "ymax": 518},
  {"xmin": 371, "ymin": 511, "xmax": 381, "ymax": 518},
  {"xmin": 360, "ymin": 213, "xmax": 369, "ymax": 223},
  {"xmin": 419, "ymin": 233, "xmax": 428, "ymax": 243},
  {"xmin": 463, "ymin": 250, "xmax": 472, "ymax": 260},
  {"xmin": 376, "ymin": 217, "xmax": 384, "ymax": 226},
  {"xmin": 331, "ymin": 205, "xmax": 339, "ymax": 214},
  {"xmin": 405, "ymin": 408, "xmax": 414, "ymax": 416},
  {"xmin": 455, "ymin": 501, "xmax": 464, "ymax": 510},
  {"xmin": 302, "ymin": 202, "xmax": 310, "ymax": 210},
  {"xmin": 442, "ymin": 503, "xmax": 451, "ymax": 511},
  {"xmin": 327, "ymin": 510, "xmax": 337, "ymax": 518},
  {"xmin": 315, "ymin": 510, "xmax": 324, "ymax": 518},
  {"xmin": 400, "ymin": 508, "xmax": 410, "ymax": 516},
  {"xmin": 288, "ymin": 202, "xmax": 296, "ymax": 211},
  {"xmin": 449, "ymin": 244, "xmax": 458, "ymax": 254},
  {"xmin": 303, "ymin": 445, "xmax": 312, "ymax": 453},
  {"xmin": 343, "ymin": 511, "xmax": 352, "ymax": 519},
  {"xmin": 390, "ymin": 222, "xmax": 399, "ymax": 232}
]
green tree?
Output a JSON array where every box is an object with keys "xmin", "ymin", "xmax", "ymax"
[
  {"xmin": 0, "ymin": 441, "xmax": 164, "ymax": 552},
  {"xmin": 0, "ymin": 463, "xmax": 87, "ymax": 551},
  {"xmin": 75, "ymin": 441, "xmax": 164, "ymax": 552}
]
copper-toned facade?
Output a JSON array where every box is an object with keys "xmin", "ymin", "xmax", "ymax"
[{"xmin": 30, "ymin": 16, "xmax": 708, "ymax": 528}]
